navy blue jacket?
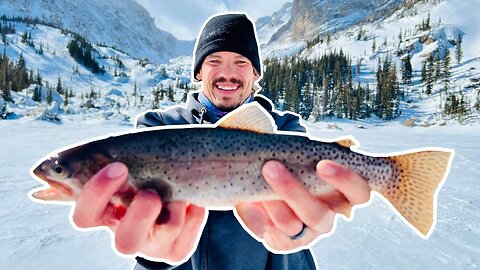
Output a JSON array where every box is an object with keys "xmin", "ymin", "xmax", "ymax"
[{"xmin": 134, "ymin": 93, "xmax": 316, "ymax": 270}]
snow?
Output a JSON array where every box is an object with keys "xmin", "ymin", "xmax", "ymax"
[
  {"xmin": 0, "ymin": 0, "xmax": 479, "ymax": 269},
  {"xmin": 0, "ymin": 117, "xmax": 479, "ymax": 269}
]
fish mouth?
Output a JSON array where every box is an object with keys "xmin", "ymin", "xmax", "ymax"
[{"xmin": 32, "ymin": 167, "xmax": 75, "ymax": 199}]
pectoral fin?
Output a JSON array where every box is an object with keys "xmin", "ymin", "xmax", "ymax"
[{"xmin": 217, "ymin": 102, "xmax": 277, "ymax": 134}]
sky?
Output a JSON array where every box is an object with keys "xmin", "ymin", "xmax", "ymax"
[{"xmin": 134, "ymin": 0, "xmax": 291, "ymax": 40}]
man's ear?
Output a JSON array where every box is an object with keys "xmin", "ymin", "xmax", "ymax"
[
  {"xmin": 195, "ymin": 69, "xmax": 202, "ymax": 81},
  {"xmin": 253, "ymin": 69, "xmax": 259, "ymax": 81}
]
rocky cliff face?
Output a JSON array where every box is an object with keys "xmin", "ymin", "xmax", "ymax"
[
  {"xmin": 255, "ymin": 0, "xmax": 408, "ymax": 56},
  {"xmin": 289, "ymin": 0, "xmax": 402, "ymax": 41}
]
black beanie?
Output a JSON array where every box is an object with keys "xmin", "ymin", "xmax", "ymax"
[{"xmin": 193, "ymin": 13, "xmax": 261, "ymax": 81}]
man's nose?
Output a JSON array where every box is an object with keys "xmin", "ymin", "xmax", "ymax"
[{"xmin": 218, "ymin": 62, "xmax": 238, "ymax": 79}]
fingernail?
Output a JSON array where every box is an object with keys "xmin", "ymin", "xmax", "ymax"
[
  {"xmin": 106, "ymin": 163, "xmax": 126, "ymax": 179},
  {"xmin": 319, "ymin": 162, "xmax": 337, "ymax": 176}
]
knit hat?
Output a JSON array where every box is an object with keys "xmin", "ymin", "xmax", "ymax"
[{"xmin": 193, "ymin": 13, "xmax": 261, "ymax": 81}]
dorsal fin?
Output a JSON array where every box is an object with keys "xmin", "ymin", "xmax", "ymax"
[
  {"xmin": 217, "ymin": 102, "xmax": 277, "ymax": 134},
  {"xmin": 334, "ymin": 136, "xmax": 359, "ymax": 148}
]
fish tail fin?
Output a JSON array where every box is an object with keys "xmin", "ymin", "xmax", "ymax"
[{"xmin": 377, "ymin": 149, "xmax": 453, "ymax": 238}]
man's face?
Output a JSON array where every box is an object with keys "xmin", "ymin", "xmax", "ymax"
[{"xmin": 197, "ymin": 51, "xmax": 259, "ymax": 111}]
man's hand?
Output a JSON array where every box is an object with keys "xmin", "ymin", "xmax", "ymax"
[
  {"xmin": 71, "ymin": 162, "xmax": 206, "ymax": 263},
  {"xmin": 236, "ymin": 160, "xmax": 371, "ymax": 251}
]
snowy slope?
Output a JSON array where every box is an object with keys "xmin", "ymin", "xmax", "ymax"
[
  {"xmin": 0, "ymin": 0, "xmax": 193, "ymax": 63},
  {"xmin": 255, "ymin": 2, "xmax": 293, "ymax": 49},
  {"xmin": 0, "ymin": 20, "xmax": 193, "ymax": 122}
]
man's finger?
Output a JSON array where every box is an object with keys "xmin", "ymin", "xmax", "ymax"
[
  {"xmin": 236, "ymin": 202, "xmax": 270, "ymax": 238},
  {"xmin": 147, "ymin": 201, "xmax": 188, "ymax": 254},
  {"xmin": 261, "ymin": 200, "xmax": 304, "ymax": 236},
  {"xmin": 262, "ymin": 160, "xmax": 334, "ymax": 233},
  {"xmin": 115, "ymin": 189, "xmax": 162, "ymax": 255},
  {"xmin": 73, "ymin": 162, "xmax": 128, "ymax": 228},
  {"xmin": 317, "ymin": 160, "xmax": 371, "ymax": 205},
  {"xmin": 169, "ymin": 205, "xmax": 206, "ymax": 262}
]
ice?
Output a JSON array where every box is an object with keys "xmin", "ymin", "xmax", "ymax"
[{"xmin": 0, "ymin": 118, "xmax": 478, "ymax": 269}]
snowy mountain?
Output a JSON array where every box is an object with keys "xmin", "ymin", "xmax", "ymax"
[
  {"xmin": 258, "ymin": 0, "xmax": 404, "ymax": 54},
  {"xmin": 255, "ymin": 2, "xmax": 293, "ymax": 49},
  {"xmin": 255, "ymin": 0, "xmax": 480, "ymax": 125},
  {"xmin": 0, "ymin": 14, "xmax": 194, "ymax": 123},
  {"xmin": 0, "ymin": 0, "xmax": 194, "ymax": 63},
  {"xmin": 0, "ymin": 0, "xmax": 478, "ymax": 126}
]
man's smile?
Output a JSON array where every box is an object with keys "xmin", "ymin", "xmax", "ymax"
[{"xmin": 215, "ymin": 83, "xmax": 240, "ymax": 91}]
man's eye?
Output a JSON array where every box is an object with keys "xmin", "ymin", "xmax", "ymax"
[
  {"xmin": 236, "ymin": 61, "xmax": 247, "ymax": 66},
  {"xmin": 209, "ymin": 60, "xmax": 221, "ymax": 64}
]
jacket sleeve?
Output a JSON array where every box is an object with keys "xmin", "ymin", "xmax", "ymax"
[
  {"xmin": 271, "ymin": 111, "xmax": 307, "ymax": 133},
  {"xmin": 136, "ymin": 107, "xmax": 195, "ymax": 128}
]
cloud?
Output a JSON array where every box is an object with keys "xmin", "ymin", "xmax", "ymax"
[{"xmin": 135, "ymin": 0, "xmax": 290, "ymax": 40}]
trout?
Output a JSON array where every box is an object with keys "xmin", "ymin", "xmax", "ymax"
[{"xmin": 30, "ymin": 102, "xmax": 453, "ymax": 238}]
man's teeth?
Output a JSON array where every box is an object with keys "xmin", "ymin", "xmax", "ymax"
[{"xmin": 217, "ymin": 85, "xmax": 238, "ymax": 90}]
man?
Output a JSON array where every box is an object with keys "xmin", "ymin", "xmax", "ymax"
[{"xmin": 72, "ymin": 13, "xmax": 371, "ymax": 269}]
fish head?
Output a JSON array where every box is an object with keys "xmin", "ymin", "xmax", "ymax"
[{"xmin": 31, "ymin": 143, "xmax": 111, "ymax": 202}]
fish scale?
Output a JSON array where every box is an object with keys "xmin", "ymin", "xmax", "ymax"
[{"xmin": 30, "ymin": 102, "xmax": 454, "ymax": 239}]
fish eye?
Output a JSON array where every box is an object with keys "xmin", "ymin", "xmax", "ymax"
[{"xmin": 49, "ymin": 163, "xmax": 70, "ymax": 179}]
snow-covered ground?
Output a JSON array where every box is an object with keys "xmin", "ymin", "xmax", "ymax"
[{"xmin": 0, "ymin": 116, "xmax": 478, "ymax": 269}]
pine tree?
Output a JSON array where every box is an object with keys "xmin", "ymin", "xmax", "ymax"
[
  {"xmin": 151, "ymin": 87, "xmax": 160, "ymax": 109},
  {"xmin": 132, "ymin": 81, "xmax": 138, "ymax": 107},
  {"xmin": 375, "ymin": 55, "xmax": 400, "ymax": 120},
  {"xmin": 167, "ymin": 84, "xmax": 174, "ymax": 102},
  {"xmin": 371, "ymin": 37, "xmax": 376, "ymax": 54},
  {"xmin": 401, "ymin": 54, "xmax": 413, "ymax": 85},
  {"xmin": 46, "ymin": 87, "xmax": 53, "ymax": 105},
  {"xmin": 35, "ymin": 69, "xmax": 42, "ymax": 85},
  {"xmin": 32, "ymin": 86, "xmax": 41, "ymax": 102},
  {"xmin": 56, "ymin": 77, "xmax": 63, "ymax": 95},
  {"xmin": 425, "ymin": 55, "xmax": 435, "ymax": 95},
  {"xmin": 38, "ymin": 42, "xmax": 43, "ymax": 55},
  {"xmin": 455, "ymin": 39, "xmax": 463, "ymax": 64},
  {"xmin": 63, "ymin": 91, "xmax": 69, "ymax": 107},
  {"xmin": 0, "ymin": 50, "xmax": 9, "ymax": 100},
  {"xmin": 421, "ymin": 60, "xmax": 427, "ymax": 83},
  {"xmin": 443, "ymin": 49, "xmax": 451, "ymax": 87}
]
